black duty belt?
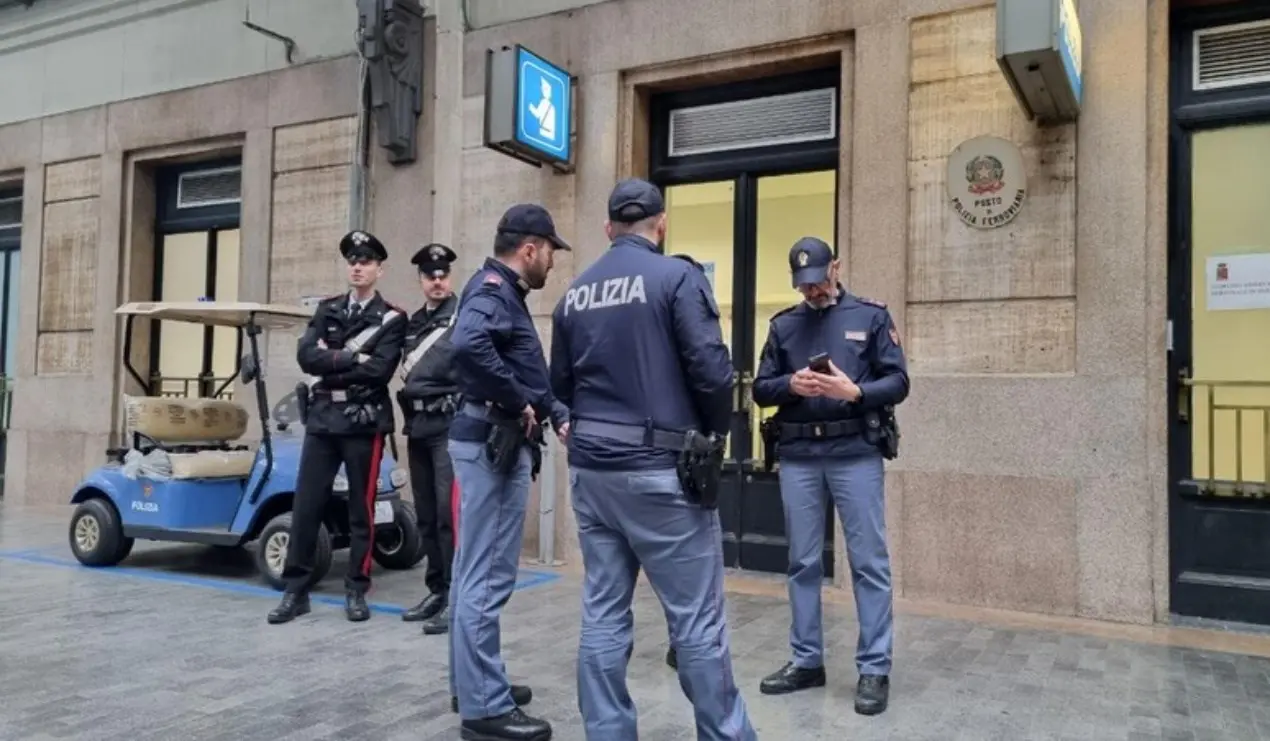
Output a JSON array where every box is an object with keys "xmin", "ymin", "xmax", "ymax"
[
  {"xmin": 779, "ymin": 418, "xmax": 863, "ymax": 442},
  {"xmin": 460, "ymin": 400, "xmax": 518, "ymax": 424},
  {"xmin": 571, "ymin": 419, "xmax": 689, "ymax": 451}
]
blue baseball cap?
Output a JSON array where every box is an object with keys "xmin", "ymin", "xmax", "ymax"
[
  {"xmin": 789, "ymin": 237, "xmax": 834, "ymax": 287},
  {"xmin": 497, "ymin": 204, "xmax": 572, "ymax": 251},
  {"xmin": 607, "ymin": 178, "xmax": 665, "ymax": 223}
]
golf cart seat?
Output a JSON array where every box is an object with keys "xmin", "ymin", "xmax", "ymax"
[{"xmin": 124, "ymin": 396, "xmax": 256, "ymax": 480}]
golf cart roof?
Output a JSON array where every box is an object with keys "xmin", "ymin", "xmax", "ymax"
[{"xmin": 114, "ymin": 301, "xmax": 313, "ymax": 329}]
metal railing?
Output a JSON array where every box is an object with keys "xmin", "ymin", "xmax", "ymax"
[
  {"xmin": 1180, "ymin": 377, "xmax": 1270, "ymax": 499},
  {"xmin": 150, "ymin": 375, "xmax": 236, "ymax": 401}
]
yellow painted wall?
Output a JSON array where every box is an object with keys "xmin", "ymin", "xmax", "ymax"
[{"xmin": 1190, "ymin": 123, "xmax": 1270, "ymax": 486}]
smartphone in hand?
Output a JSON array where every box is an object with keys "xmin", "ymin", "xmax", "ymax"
[{"xmin": 809, "ymin": 352, "xmax": 831, "ymax": 374}]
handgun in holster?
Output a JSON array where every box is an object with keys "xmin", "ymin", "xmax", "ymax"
[
  {"xmin": 863, "ymin": 406, "xmax": 901, "ymax": 460},
  {"xmin": 294, "ymin": 381, "xmax": 311, "ymax": 425},
  {"xmin": 676, "ymin": 430, "xmax": 727, "ymax": 510},
  {"xmin": 760, "ymin": 416, "xmax": 781, "ymax": 472},
  {"xmin": 527, "ymin": 423, "xmax": 546, "ymax": 481},
  {"xmin": 484, "ymin": 409, "xmax": 526, "ymax": 475}
]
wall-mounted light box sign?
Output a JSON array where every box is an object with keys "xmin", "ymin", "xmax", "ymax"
[
  {"xmin": 484, "ymin": 45, "xmax": 575, "ymax": 172},
  {"xmin": 996, "ymin": 0, "xmax": 1083, "ymax": 125}
]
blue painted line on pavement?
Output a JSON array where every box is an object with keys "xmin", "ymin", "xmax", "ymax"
[{"xmin": 0, "ymin": 548, "xmax": 560, "ymax": 615}]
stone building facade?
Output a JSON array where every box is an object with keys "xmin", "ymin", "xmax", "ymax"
[{"xmin": 3, "ymin": 0, "xmax": 1265, "ymax": 628}]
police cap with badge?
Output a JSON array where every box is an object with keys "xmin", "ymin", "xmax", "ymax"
[
  {"xmin": 608, "ymin": 178, "xmax": 665, "ymax": 223},
  {"xmin": 411, "ymin": 243, "xmax": 457, "ymax": 278},
  {"xmin": 339, "ymin": 230, "xmax": 389, "ymax": 262},
  {"xmin": 497, "ymin": 204, "xmax": 572, "ymax": 251},
  {"xmin": 789, "ymin": 236, "xmax": 834, "ymax": 287}
]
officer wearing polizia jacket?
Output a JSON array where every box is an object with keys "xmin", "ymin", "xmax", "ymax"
[
  {"xmin": 752, "ymin": 236, "xmax": 909, "ymax": 715},
  {"xmin": 398, "ymin": 243, "xmax": 460, "ymax": 636},
  {"xmin": 268, "ymin": 230, "xmax": 407, "ymax": 625},
  {"xmin": 447, "ymin": 204, "xmax": 571, "ymax": 741},
  {"xmin": 550, "ymin": 179, "xmax": 758, "ymax": 741}
]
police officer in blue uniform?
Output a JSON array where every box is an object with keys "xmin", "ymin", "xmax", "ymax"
[
  {"xmin": 268, "ymin": 230, "xmax": 407, "ymax": 625},
  {"xmin": 399, "ymin": 243, "xmax": 461, "ymax": 636},
  {"xmin": 448, "ymin": 204, "xmax": 571, "ymax": 741},
  {"xmin": 550, "ymin": 179, "xmax": 757, "ymax": 741},
  {"xmin": 752, "ymin": 236, "xmax": 909, "ymax": 715}
]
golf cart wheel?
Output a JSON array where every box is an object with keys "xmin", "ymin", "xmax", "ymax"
[
  {"xmin": 398, "ymin": 500, "xmax": 426, "ymax": 567},
  {"xmin": 68, "ymin": 498, "xmax": 134, "ymax": 567},
  {"xmin": 255, "ymin": 512, "xmax": 332, "ymax": 592},
  {"xmin": 372, "ymin": 500, "xmax": 423, "ymax": 571}
]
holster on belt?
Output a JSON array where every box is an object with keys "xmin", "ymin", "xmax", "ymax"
[
  {"xmin": 759, "ymin": 417, "xmax": 780, "ymax": 472},
  {"xmin": 864, "ymin": 406, "xmax": 901, "ymax": 460},
  {"xmin": 294, "ymin": 381, "xmax": 311, "ymax": 425},
  {"xmin": 484, "ymin": 414, "xmax": 526, "ymax": 475},
  {"xmin": 527, "ymin": 423, "xmax": 545, "ymax": 481},
  {"xmin": 676, "ymin": 430, "xmax": 726, "ymax": 510}
]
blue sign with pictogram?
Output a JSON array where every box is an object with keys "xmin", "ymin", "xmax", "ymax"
[{"xmin": 484, "ymin": 44, "xmax": 575, "ymax": 171}]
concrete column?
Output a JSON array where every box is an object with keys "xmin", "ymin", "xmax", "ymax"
[{"xmin": 431, "ymin": 0, "xmax": 466, "ymax": 247}]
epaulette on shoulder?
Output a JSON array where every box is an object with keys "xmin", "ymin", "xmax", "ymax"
[
  {"xmin": 670, "ymin": 253, "xmax": 702, "ymax": 271},
  {"xmin": 856, "ymin": 296, "xmax": 888, "ymax": 309},
  {"xmin": 480, "ymin": 272, "xmax": 504, "ymax": 287},
  {"xmin": 770, "ymin": 304, "xmax": 799, "ymax": 323}
]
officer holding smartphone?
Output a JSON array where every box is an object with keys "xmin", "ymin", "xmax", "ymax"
[{"xmin": 751, "ymin": 236, "xmax": 909, "ymax": 716}]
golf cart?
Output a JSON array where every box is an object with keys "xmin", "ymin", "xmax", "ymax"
[{"xmin": 67, "ymin": 301, "xmax": 423, "ymax": 590}]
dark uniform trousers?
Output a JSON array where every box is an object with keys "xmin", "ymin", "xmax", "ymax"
[
  {"xmin": 408, "ymin": 429, "xmax": 455, "ymax": 595},
  {"xmin": 282, "ymin": 430, "xmax": 385, "ymax": 594}
]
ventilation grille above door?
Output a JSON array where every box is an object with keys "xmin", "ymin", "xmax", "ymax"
[
  {"xmin": 667, "ymin": 87, "xmax": 837, "ymax": 158},
  {"xmin": 1193, "ymin": 19, "xmax": 1270, "ymax": 91},
  {"xmin": 176, "ymin": 166, "xmax": 242, "ymax": 209},
  {"xmin": 0, "ymin": 197, "xmax": 20, "ymax": 230}
]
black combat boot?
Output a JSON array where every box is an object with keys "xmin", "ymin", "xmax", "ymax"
[
  {"xmin": 452, "ymin": 685, "xmax": 533, "ymax": 714},
  {"xmin": 759, "ymin": 662, "xmax": 827, "ymax": 695},
  {"xmin": 854, "ymin": 674, "xmax": 889, "ymax": 715},
  {"xmin": 345, "ymin": 590, "xmax": 371, "ymax": 622},
  {"xmin": 422, "ymin": 605, "xmax": 450, "ymax": 635},
  {"xmin": 402, "ymin": 592, "xmax": 446, "ymax": 622},
  {"xmin": 267, "ymin": 592, "xmax": 310, "ymax": 624},
  {"xmin": 459, "ymin": 708, "xmax": 550, "ymax": 741}
]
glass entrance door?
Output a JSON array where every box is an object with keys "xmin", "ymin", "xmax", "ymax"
[
  {"xmin": 152, "ymin": 228, "xmax": 241, "ymax": 398},
  {"xmin": 1172, "ymin": 121, "xmax": 1270, "ymax": 624},
  {"xmin": 663, "ymin": 169, "xmax": 837, "ymax": 573}
]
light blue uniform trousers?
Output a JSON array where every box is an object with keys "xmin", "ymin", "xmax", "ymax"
[
  {"xmin": 779, "ymin": 453, "xmax": 893, "ymax": 675},
  {"xmin": 447, "ymin": 438, "xmax": 532, "ymax": 720},
  {"xmin": 571, "ymin": 466, "xmax": 757, "ymax": 741}
]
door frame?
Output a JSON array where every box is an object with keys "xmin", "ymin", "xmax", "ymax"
[
  {"xmin": 649, "ymin": 67, "xmax": 841, "ymax": 573},
  {"xmin": 150, "ymin": 160, "xmax": 243, "ymax": 398},
  {"xmin": 1168, "ymin": 1, "xmax": 1270, "ymax": 622}
]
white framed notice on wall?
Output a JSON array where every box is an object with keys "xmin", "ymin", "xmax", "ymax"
[{"xmin": 1206, "ymin": 253, "xmax": 1270, "ymax": 311}]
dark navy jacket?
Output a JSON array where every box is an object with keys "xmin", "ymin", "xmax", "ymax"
[
  {"xmin": 449, "ymin": 258, "xmax": 568, "ymax": 441},
  {"xmin": 752, "ymin": 288, "xmax": 909, "ymax": 459},
  {"xmin": 296, "ymin": 292, "xmax": 406, "ymax": 436},
  {"xmin": 550, "ymin": 235, "xmax": 733, "ymax": 470},
  {"xmin": 398, "ymin": 294, "xmax": 459, "ymax": 439}
]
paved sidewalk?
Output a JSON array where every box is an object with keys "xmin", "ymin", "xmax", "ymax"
[{"xmin": 1, "ymin": 502, "xmax": 1269, "ymax": 740}]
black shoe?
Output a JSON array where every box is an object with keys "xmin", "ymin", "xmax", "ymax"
[
  {"xmin": 855, "ymin": 674, "xmax": 890, "ymax": 715},
  {"xmin": 402, "ymin": 592, "xmax": 446, "ymax": 622},
  {"xmin": 345, "ymin": 591, "xmax": 370, "ymax": 622},
  {"xmin": 267, "ymin": 592, "xmax": 310, "ymax": 624},
  {"xmin": 459, "ymin": 707, "xmax": 550, "ymax": 741},
  {"xmin": 666, "ymin": 647, "xmax": 677, "ymax": 670},
  {"xmin": 451, "ymin": 685, "xmax": 533, "ymax": 714},
  {"xmin": 759, "ymin": 662, "xmax": 827, "ymax": 695},
  {"xmin": 422, "ymin": 605, "xmax": 449, "ymax": 635}
]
